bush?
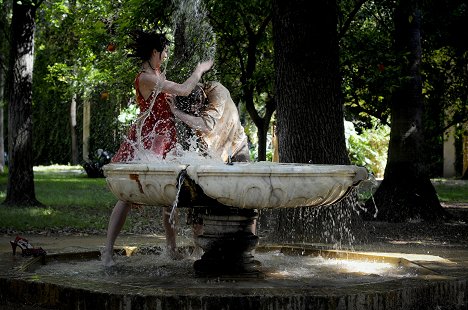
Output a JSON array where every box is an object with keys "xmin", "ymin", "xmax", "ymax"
[{"xmin": 345, "ymin": 119, "xmax": 390, "ymax": 178}]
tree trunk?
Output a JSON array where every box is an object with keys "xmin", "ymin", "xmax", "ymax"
[
  {"xmin": 0, "ymin": 61, "xmax": 5, "ymax": 173},
  {"xmin": 269, "ymin": 0, "xmax": 363, "ymax": 244},
  {"xmin": 82, "ymin": 99, "xmax": 91, "ymax": 162},
  {"xmin": 70, "ymin": 93, "xmax": 78, "ymax": 164},
  {"xmin": 0, "ymin": 0, "xmax": 10, "ymax": 173},
  {"xmin": 3, "ymin": 1, "xmax": 42, "ymax": 207},
  {"xmin": 364, "ymin": 0, "xmax": 448, "ymax": 222},
  {"xmin": 273, "ymin": 0, "xmax": 348, "ymax": 164},
  {"xmin": 238, "ymin": 11, "xmax": 274, "ymax": 162},
  {"xmin": 257, "ymin": 123, "xmax": 267, "ymax": 161},
  {"xmin": 246, "ymin": 92, "xmax": 275, "ymax": 161}
]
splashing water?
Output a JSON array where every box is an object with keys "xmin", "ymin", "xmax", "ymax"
[
  {"xmin": 35, "ymin": 248, "xmax": 418, "ymax": 287},
  {"xmin": 119, "ymin": 0, "xmax": 217, "ymax": 166},
  {"xmin": 168, "ymin": 0, "xmax": 217, "ymax": 83},
  {"xmin": 259, "ymin": 183, "xmax": 375, "ymax": 250},
  {"xmin": 169, "ymin": 169, "xmax": 188, "ymax": 225},
  {"xmin": 353, "ymin": 173, "xmax": 380, "ymax": 218}
]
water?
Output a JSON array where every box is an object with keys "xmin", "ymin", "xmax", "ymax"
[
  {"xmin": 119, "ymin": 0, "xmax": 218, "ymax": 163},
  {"xmin": 169, "ymin": 169, "xmax": 187, "ymax": 225},
  {"xmin": 116, "ymin": 0, "xmax": 374, "ymax": 259},
  {"xmin": 127, "ymin": 135, "xmax": 225, "ymax": 165},
  {"xmin": 261, "ymin": 199, "xmax": 362, "ymax": 249},
  {"xmin": 34, "ymin": 248, "xmax": 418, "ymax": 288},
  {"xmin": 168, "ymin": 0, "xmax": 217, "ymax": 83}
]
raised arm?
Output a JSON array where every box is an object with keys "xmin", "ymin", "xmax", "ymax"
[{"xmin": 162, "ymin": 60, "xmax": 214, "ymax": 96}]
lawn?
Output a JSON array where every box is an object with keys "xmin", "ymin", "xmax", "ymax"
[
  {"xmin": 0, "ymin": 165, "xmax": 118, "ymax": 233},
  {"xmin": 432, "ymin": 178, "xmax": 468, "ymax": 203}
]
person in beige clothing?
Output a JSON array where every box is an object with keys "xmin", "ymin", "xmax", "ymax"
[
  {"xmin": 169, "ymin": 81, "xmax": 254, "ymax": 247},
  {"xmin": 169, "ymin": 81, "xmax": 250, "ymax": 163}
]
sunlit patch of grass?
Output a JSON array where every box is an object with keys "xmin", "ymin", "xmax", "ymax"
[
  {"xmin": 355, "ymin": 179, "xmax": 468, "ymax": 204},
  {"xmin": 432, "ymin": 179, "xmax": 468, "ymax": 203},
  {"xmin": 33, "ymin": 164, "xmax": 84, "ymax": 172},
  {"xmin": 29, "ymin": 208, "xmax": 55, "ymax": 216},
  {"xmin": 0, "ymin": 165, "xmax": 117, "ymax": 231}
]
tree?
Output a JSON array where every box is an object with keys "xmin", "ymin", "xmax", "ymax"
[
  {"xmin": 364, "ymin": 0, "xmax": 448, "ymax": 222},
  {"xmin": 339, "ymin": 0, "xmax": 394, "ymax": 129},
  {"xmin": 273, "ymin": 0, "xmax": 348, "ymax": 164},
  {"xmin": 422, "ymin": 0, "xmax": 468, "ymax": 177},
  {"xmin": 270, "ymin": 0, "xmax": 361, "ymax": 243},
  {"xmin": 3, "ymin": 0, "xmax": 44, "ymax": 207},
  {"xmin": 206, "ymin": 0, "xmax": 275, "ymax": 161},
  {"xmin": 0, "ymin": 0, "xmax": 11, "ymax": 173},
  {"xmin": 339, "ymin": 0, "xmax": 468, "ymax": 179},
  {"xmin": 33, "ymin": 0, "xmax": 143, "ymax": 165}
]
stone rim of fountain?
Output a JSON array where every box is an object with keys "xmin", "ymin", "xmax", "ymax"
[{"xmin": 102, "ymin": 161, "xmax": 369, "ymax": 209}]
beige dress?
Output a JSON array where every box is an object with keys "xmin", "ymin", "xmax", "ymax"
[{"xmin": 199, "ymin": 82, "xmax": 249, "ymax": 162}]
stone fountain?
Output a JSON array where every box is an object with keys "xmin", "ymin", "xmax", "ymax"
[
  {"xmin": 1, "ymin": 162, "xmax": 467, "ymax": 309},
  {"xmin": 103, "ymin": 161, "xmax": 368, "ymax": 276}
]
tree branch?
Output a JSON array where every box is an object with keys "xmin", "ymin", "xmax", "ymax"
[{"xmin": 338, "ymin": 0, "xmax": 367, "ymax": 40}]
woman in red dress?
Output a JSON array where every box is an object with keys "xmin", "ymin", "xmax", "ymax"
[
  {"xmin": 102, "ymin": 30, "xmax": 213, "ymax": 266},
  {"xmin": 111, "ymin": 71, "xmax": 177, "ymax": 162}
]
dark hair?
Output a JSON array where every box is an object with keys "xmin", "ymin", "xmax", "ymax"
[
  {"xmin": 176, "ymin": 85, "xmax": 207, "ymax": 116},
  {"xmin": 128, "ymin": 30, "xmax": 171, "ymax": 61}
]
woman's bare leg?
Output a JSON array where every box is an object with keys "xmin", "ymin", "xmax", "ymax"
[
  {"xmin": 102, "ymin": 200, "xmax": 131, "ymax": 267},
  {"xmin": 163, "ymin": 207, "xmax": 183, "ymax": 259}
]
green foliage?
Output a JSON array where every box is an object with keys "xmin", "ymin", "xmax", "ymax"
[
  {"xmin": 345, "ymin": 119, "xmax": 390, "ymax": 178},
  {"xmin": 340, "ymin": 1, "xmax": 395, "ymax": 128},
  {"xmin": 28, "ymin": 0, "xmax": 277, "ymax": 165},
  {"xmin": 10, "ymin": 0, "xmax": 466, "ymax": 174},
  {"xmin": 32, "ymin": 0, "xmax": 153, "ymax": 164},
  {"xmin": 340, "ymin": 0, "xmax": 468, "ymax": 178},
  {"xmin": 204, "ymin": 0, "xmax": 274, "ymax": 160}
]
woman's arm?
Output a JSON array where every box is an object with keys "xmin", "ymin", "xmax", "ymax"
[
  {"xmin": 162, "ymin": 60, "xmax": 213, "ymax": 96},
  {"xmin": 168, "ymin": 98, "xmax": 211, "ymax": 133},
  {"xmin": 139, "ymin": 60, "xmax": 213, "ymax": 100}
]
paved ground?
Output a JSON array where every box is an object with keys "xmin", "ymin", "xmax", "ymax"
[
  {"xmin": 1, "ymin": 227, "xmax": 467, "ymax": 310},
  {"xmin": 0, "ymin": 200, "xmax": 467, "ymax": 309}
]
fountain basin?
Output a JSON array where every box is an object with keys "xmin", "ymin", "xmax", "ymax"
[
  {"xmin": 103, "ymin": 161, "xmax": 368, "ymax": 276},
  {"xmin": 103, "ymin": 162, "xmax": 368, "ymax": 209},
  {"xmin": 1, "ymin": 242, "xmax": 466, "ymax": 310}
]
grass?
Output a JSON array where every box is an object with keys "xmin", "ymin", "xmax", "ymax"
[
  {"xmin": 432, "ymin": 179, "xmax": 468, "ymax": 203},
  {"xmin": 0, "ymin": 165, "xmax": 466, "ymax": 233},
  {"xmin": 0, "ymin": 165, "xmax": 118, "ymax": 232}
]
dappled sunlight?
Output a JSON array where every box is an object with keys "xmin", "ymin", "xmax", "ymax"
[
  {"xmin": 27, "ymin": 207, "xmax": 55, "ymax": 217},
  {"xmin": 33, "ymin": 165, "xmax": 85, "ymax": 177},
  {"xmin": 34, "ymin": 165, "xmax": 84, "ymax": 172},
  {"xmin": 35, "ymin": 178, "xmax": 100, "ymax": 184},
  {"xmin": 258, "ymin": 251, "xmax": 416, "ymax": 280}
]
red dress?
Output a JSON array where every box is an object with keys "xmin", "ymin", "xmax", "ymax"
[{"xmin": 112, "ymin": 72, "xmax": 177, "ymax": 162}]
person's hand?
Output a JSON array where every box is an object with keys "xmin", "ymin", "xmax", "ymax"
[
  {"xmin": 166, "ymin": 94, "xmax": 176, "ymax": 112},
  {"xmin": 197, "ymin": 59, "xmax": 214, "ymax": 74}
]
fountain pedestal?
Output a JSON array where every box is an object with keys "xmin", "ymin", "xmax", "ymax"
[{"xmin": 192, "ymin": 206, "xmax": 259, "ymax": 277}]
